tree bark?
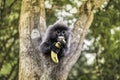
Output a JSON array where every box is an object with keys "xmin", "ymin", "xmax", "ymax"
[{"xmin": 19, "ymin": 0, "xmax": 105, "ymax": 80}]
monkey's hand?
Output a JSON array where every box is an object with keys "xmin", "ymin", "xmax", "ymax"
[
  {"xmin": 51, "ymin": 42, "xmax": 61, "ymax": 63},
  {"xmin": 58, "ymin": 36, "xmax": 66, "ymax": 48},
  {"xmin": 51, "ymin": 42, "xmax": 61, "ymax": 53},
  {"xmin": 58, "ymin": 40, "xmax": 66, "ymax": 48}
]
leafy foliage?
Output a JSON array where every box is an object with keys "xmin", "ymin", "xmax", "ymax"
[
  {"xmin": 0, "ymin": 0, "xmax": 21, "ymax": 79},
  {"xmin": 68, "ymin": 0, "xmax": 120, "ymax": 80}
]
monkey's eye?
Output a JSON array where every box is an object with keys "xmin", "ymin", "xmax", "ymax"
[
  {"xmin": 62, "ymin": 31, "xmax": 65, "ymax": 34},
  {"xmin": 56, "ymin": 30, "xmax": 60, "ymax": 35}
]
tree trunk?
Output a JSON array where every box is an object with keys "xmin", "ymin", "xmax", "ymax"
[{"xmin": 19, "ymin": 0, "xmax": 105, "ymax": 80}]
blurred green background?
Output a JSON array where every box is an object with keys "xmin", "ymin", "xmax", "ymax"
[{"xmin": 0, "ymin": 0, "xmax": 120, "ymax": 80}]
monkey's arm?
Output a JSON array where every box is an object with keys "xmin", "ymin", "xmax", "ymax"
[
  {"xmin": 40, "ymin": 42, "xmax": 51, "ymax": 54},
  {"xmin": 40, "ymin": 42, "xmax": 61, "ymax": 54},
  {"xmin": 59, "ymin": 45, "xmax": 69, "ymax": 57}
]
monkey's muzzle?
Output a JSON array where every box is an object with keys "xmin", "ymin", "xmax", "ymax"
[{"xmin": 58, "ymin": 36, "xmax": 66, "ymax": 43}]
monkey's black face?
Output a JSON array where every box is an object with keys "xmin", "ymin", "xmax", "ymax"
[
  {"xmin": 56, "ymin": 30, "xmax": 65, "ymax": 37},
  {"xmin": 56, "ymin": 30, "xmax": 68, "ymax": 42},
  {"xmin": 48, "ymin": 25, "xmax": 70, "ymax": 43},
  {"xmin": 50, "ymin": 29, "xmax": 69, "ymax": 42}
]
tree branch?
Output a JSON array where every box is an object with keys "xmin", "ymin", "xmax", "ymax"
[
  {"xmin": 19, "ymin": 0, "xmax": 106, "ymax": 80},
  {"xmin": 57, "ymin": 0, "xmax": 106, "ymax": 79}
]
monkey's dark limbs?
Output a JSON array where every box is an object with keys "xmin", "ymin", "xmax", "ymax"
[
  {"xmin": 51, "ymin": 43, "xmax": 61, "ymax": 54},
  {"xmin": 41, "ymin": 42, "xmax": 61, "ymax": 54},
  {"xmin": 58, "ymin": 40, "xmax": 66, "ymax": 48},
  {"xmin": 41, "ymin": 35, "xmax": 68, "ymax": 59},
  {"xmin": 40, "ymin": 42, "xmax": 51, "ymax": 54}
]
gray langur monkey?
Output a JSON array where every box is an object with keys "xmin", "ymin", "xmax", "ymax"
[{"xmin": 40, "ymin": 20, "xmax": 72, "ymax": 63}]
